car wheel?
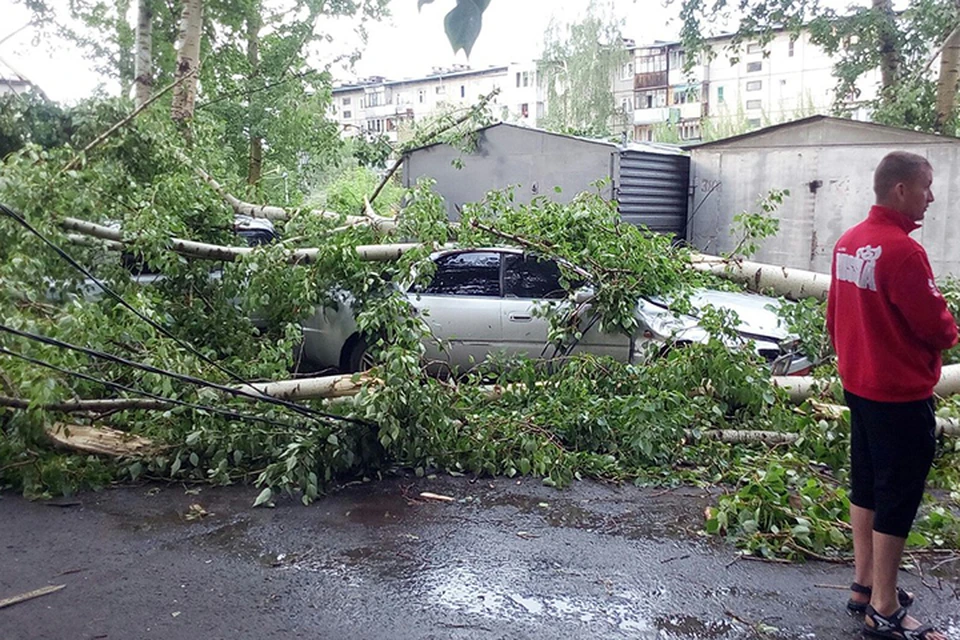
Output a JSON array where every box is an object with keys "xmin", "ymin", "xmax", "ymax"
[{"xmin": 344, "ymin": 335, "xmax": 378, "ymax": 373}]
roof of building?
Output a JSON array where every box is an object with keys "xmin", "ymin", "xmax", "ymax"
[
  {"xmin": 682, "ymin": 115, "xmax": 960, "ymax": 150},
  {"xmin": 333, "ymin": 65, "xmax": 512, "ymax": 93},
  {"xmin": 406, "ymin": 122, "xmax": 688, "ymax": 155}
]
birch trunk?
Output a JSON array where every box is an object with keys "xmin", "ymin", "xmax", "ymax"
[
  {"xmin": 133, "ymin": 0, "xmax": 154, "ymax": 107},
  {"xmin": 874, "ymin": 0, "xmax": 899, "ymax": 93},
  {"xmin": 232, "ymin": 374, "xmax": 373, "ymax": 401},
  {"xmin": 689, "ymin": 253, "xmax": 831, "ymax": 301},
  {"xmin": 47, "ymin": 423, "xmax": 158, "ymax": 457},
  {"xmin": 773, "ymin": 364, "xmax": 960, "ymax": 403},
  {"xmin": 171, "ymin": 0, "xmax": 203, "ymax": 123},
  {"xmin": 935, "ymin": 16, "xmax": 960, "ymax": 132},
  {"xmin": 246, "ymin": 3, "xmax": 263, "ymax": 187},
  {"xmin": 60, "ymin": 217, "xmax": 421, "ymax": 263}
]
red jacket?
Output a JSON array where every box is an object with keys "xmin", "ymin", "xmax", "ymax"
[{"xmin": 827, "ymin": 205, "xmax": 958, "ymax": 402}]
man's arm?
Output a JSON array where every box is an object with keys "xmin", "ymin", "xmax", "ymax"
[{"xmin": 889, "ymin": 251, "xmax": 958, "ymax": 351}]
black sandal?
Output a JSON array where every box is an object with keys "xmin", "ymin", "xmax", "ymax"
[
  {"xmin": 863, "ymin": 604, "xmax": 939, "ymax": 639},
  {"xmin": 847, "ymin": 582, "xmax": 914, "ymax": 614}
]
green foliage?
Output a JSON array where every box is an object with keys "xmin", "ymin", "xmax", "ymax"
[
  {"xmin": 537, "ymin": 0, "xmax": 630, "ymax": 137},
  {"xmin": 419, "ymin": 0, "xmax": 491, "ymax": 57},
  {"xmin": 726, "ymin": 189, "xmax": 788, "ymax": 260},
  {"xmin": 309, "ymin": 166, "xmax": 404, "ymax": 216}
]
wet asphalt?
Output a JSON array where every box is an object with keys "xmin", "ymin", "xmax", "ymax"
[{"xmin": 1, "ymin": 476, "xmax": 958, "ymax": 640}]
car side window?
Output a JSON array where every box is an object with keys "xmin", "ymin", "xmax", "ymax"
[
  {"xmin": 503, "ymin": 254, "xmax": 566, "ymax": 299},
  {"xmin": 421, "ymin": 252, "xmax": 501, "ymax": 297}
]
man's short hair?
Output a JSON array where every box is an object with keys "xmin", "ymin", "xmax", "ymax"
[{"xmin": 874, "ymin": 151, "xmax": 932, "ymax": 198}]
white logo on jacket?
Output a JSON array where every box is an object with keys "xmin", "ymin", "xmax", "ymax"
[{"xmin": 836, "ymin": 245, "xmax": 883, "ymax": 291}]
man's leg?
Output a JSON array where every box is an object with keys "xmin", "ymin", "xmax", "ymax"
[
  {"xmin": 850, "ymin": 504, "xmax": 874, "ymax": 607},
  {"xmin": 867, "ymin": 531, "xmax": 948, "ymax": 639}
]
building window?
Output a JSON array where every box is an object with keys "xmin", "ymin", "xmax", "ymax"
[
  {"xmin": 435, "ymin": 85, "xmax": 445, "ymax": 95},
  {"xmin": 536, "ymin": 101, "xmax": 545, "ymax": 119},
  {"xmin": 460, "ymin": 85, "xmax": 465, "ymax": 98},
  {"xmin": 717, "ymin": 86, "xmax": 725, "ymax": 103},
  {"xmin": 746, "ymin": 80, "xmax": 762, "ymax": 91},
  {"xmin": 620, "ymin": 62, "xmax": 634, "ymax": 80},
  {"xmin": 343, "ymin": 110, "xmax": 352, "ymax": 119},
  {"xmin": 521, "ymin": 103, "xmax": 529, "ymax": 118},
  {"xmin": 386, "ymin": 118, "xmax": 395, "ymax": 132},
  {"xmin": 746, "ymin": 42, "xmax": 763, "ymax": 54},
  {"xmin": 669, "ymin": 49, "xmax": 685, "ymax": 69},
  {"xmin": 746, "ymin": 99, "xmax": 762, "ymax": 110},
  {"xmin": 746, "ymin": 61, "xmax": 762, "ymax": 73},
  {"xmin": 522, "ymin": 71, "xmax": 531, "ymax": 87},
  {"xmin": 747, "ymin": 118, "xmax": 762, "ymax": 128},
  {"xmin": 342, "ymin": 97, "xmax": 351, "ymax": 106},
  {"xmin": 788, "ymin": 40, "xmax": 795, "ymax": 57},
  {"xmin": 672, "ymin": 87, "xmax": 701, "ymax": 104},
  {"xmin": 516, "ymin": 72, "xmax": 521, "ymax": 87}
]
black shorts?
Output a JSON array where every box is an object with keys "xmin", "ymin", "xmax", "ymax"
[{"xmin": 845, "ymin": 390, "xmax": 937, "ymax": 538}]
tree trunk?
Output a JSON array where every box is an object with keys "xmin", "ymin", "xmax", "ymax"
[
  {"xmin": 773, "ymin": 364, "xmax": 960, "ymax": 403},
  {"xmin": 934, "ymin": 19, "xmax": 960, "ymax": 132},
  {"xmin": 246, "ymin": 3, "xmax": 264, "ymax": 188},
  {"xmin": 116, "ymin": 0, "xmax": 135, "ymax": 96},
  {"xmin": 874, "ymin": 0, "xmax": 900, "ymax": 93},
  {"xmin": 134, "ymin": 0, "xmax": 154, "ymax": 107},
  {"xmin": 171, "ymin": 0, "xmax": 203, "ymax": 123},
  {"xmin": 689, "ymin": 253, "xmax": 831, "ymax": 301}
]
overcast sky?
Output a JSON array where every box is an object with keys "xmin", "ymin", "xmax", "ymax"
[{"xmin": 0, "ymin": 0, "xmax": 680, "ymax": 103}]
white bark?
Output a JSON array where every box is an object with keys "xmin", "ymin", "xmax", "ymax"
[
  {"xmin": 60, "ymin": 217, "xmax": 421, "ymax": 264},
  {"xmin": 171, "ymin": 0, "xmax": 203, "ymax": 122},
  {"xmin": 46, "ymin": 423, "xmax": 158, "ymax": 457},
  {"xmin": 134, "ymin": 0, "xmax": 153, "ymax": 108},
  {"xmin": 689, "ymin": 253, "xmax": 831, "ymax": 301},
  {"xmin": 774, "ymin": 364, "xmax": 960, "ymax": 403},
  {"xmin": 232, "ymin": 374, "xmax": 373, "ymax": 401},
  {"xmin": 935, "ymin": 22, "xmax": 960, "ymax": 131},
  {"xmin": 684, "ymin": 429, "xmax": 799, "ymax": 445},
  {"xmin": 813, "ymin": 401, "xmax": 960, "ymax": 437}
]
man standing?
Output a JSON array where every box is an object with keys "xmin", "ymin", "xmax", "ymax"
[{"xmin": 827, "ymin": 151, "xmax": 957, "ymax": 640}]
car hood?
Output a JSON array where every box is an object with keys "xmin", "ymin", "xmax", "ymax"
[{"xmin": 643, "ymin": 289, "xmax": 791, "ymax": 341}]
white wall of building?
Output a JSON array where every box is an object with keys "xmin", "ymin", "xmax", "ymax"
[{"xmin": 330, "ymin": 64, "xmax": 543, "ymax": 143}]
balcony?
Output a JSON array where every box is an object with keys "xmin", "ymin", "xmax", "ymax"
[
  {"xmin": 633, "ymin": 107, "xmax": 670, "ymax": 125},
  {"xmin": 634, "ymin": 71, "xmax": 668, "ymax": 90}
]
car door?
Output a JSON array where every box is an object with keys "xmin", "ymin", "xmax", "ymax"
[
  {"xmin": 500, "ymin": 253, "xmax": 566, "ymax": 359},
  {"xmin": 407, "ymin": 251, "xmax": 503, "ymax": 372}
]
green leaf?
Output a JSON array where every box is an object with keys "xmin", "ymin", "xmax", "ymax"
[
  {"xmin": 443, "ymin": 0, "xmax": 486, "ymax": 57},
  {"xmin": 254, "ymin": 488, "xmax": 273, "ymax": 507}
]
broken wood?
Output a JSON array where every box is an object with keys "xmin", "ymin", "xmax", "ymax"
[
  {"xmin": 684, "ymin": 429, "xmax": 799, "ymax": 445},
  {"xmin": 46, "ymin": 423, "xmax": 158, "ymax": 457},
  {"xmin": 0, "ymin": 584, "xmax": 66, "ymax": 610},
  {"xmin": 689, "ymin": 253, "xmax": 831, "ymax": 302},
  {"xmin": 419, "ymin": 492, "xmax": 455, "ymax": 502},
  {"xmin": 232, "ymin": 373, "xmax": 375, "ymax": 401}
]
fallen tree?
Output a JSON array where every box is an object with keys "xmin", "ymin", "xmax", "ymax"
[
  {"xmin": 689, "ymin": 253, "xmax": 831, "ymax": 302},
  {"xmin": 773, "ymin": 364, "xmax": 960, "ymax": 403}
]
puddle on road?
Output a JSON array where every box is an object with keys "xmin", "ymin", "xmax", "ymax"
[
  {"xmin": 421, "ymin": 564, "xmax": 735, "ymax": 639},
  {"xmin": 479, "ymin": 492, "xmax": 701, "ymax": 541}
]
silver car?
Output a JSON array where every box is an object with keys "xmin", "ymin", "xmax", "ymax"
[{"xmin": 299, "ymin": 248, "xmax": 813, "ymax": 375}]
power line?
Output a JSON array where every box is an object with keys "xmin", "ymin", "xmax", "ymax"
[
  {"xmin": 0, "ymin": 323, "xmax": 372, "ymax": 428},
  {"xmin": 0, "ymin": 202, "xmax": 354, "ymax": 427},
  {"xmin": 0, "ymin": 346, "xmax": 310, "ymax": 431}
]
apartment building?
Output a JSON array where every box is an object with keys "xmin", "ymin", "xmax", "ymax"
[
  {"xmin": 619, "ymin": 30, "xmax": 881, "ymax": 143},
  {"xmin": 331, "ymin": 63, "xmax": 543, "ymax": 143}
]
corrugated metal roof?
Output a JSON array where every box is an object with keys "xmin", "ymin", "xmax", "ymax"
[{"xmin": 683, "ymin": 115, "xmax": 960, "ymax": 150}]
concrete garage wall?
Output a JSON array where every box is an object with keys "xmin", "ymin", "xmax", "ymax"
[
  {"xmin": 687, "ymin": 116, "xmax": 960, "ymax": 278},
  {"xmin": 404, "ymin": 123, "xmax": 616, "ymax": 219}
]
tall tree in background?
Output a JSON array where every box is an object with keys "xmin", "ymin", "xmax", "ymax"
[
  {"xmin": 171, "ymin": 0, "xmax": 204, "ymax": 123},
  {"xmin": 134, "ymin": 0, "xmax": 154, "ymax": 107},
  {"xmin": 676, "ymin": 0, "xmax": 960, "ymax": 134},
  {"xmin": 537, "ymin": 0, "xmax": 629, "ymax": 137}
]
